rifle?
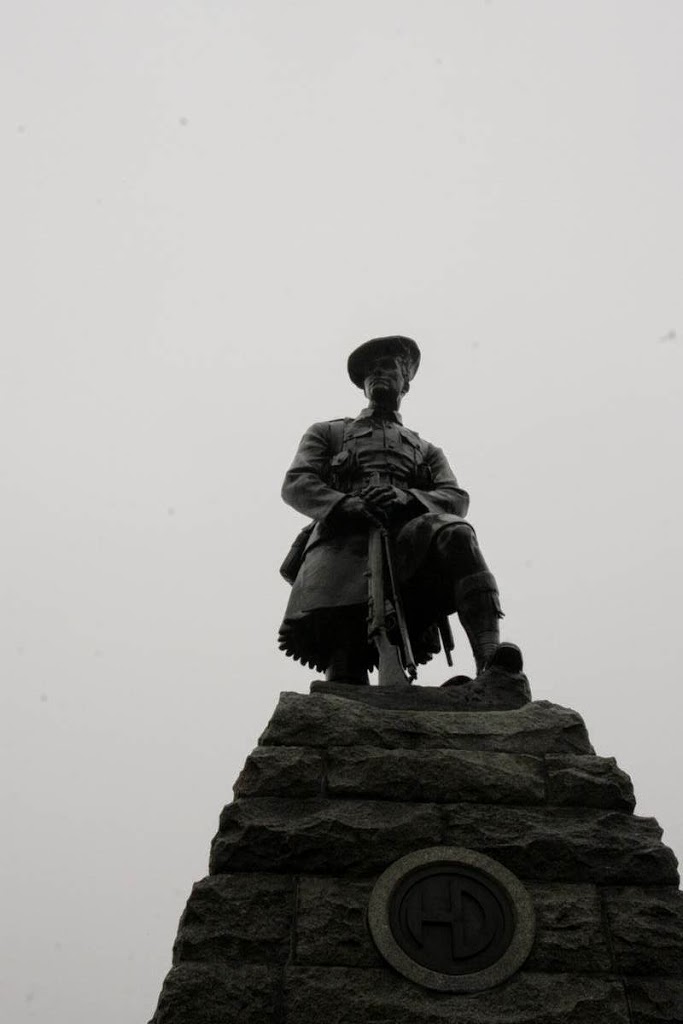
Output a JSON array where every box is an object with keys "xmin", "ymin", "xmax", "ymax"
[{"xmin": 365, "ymin": 473, "xmax": 417, "ymax": 687}]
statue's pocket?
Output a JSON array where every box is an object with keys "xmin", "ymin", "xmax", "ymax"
[{"xmin": 330, "ymin": 448, "xmax": 356, "ymax": 488}]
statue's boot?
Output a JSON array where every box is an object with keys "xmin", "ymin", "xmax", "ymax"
[
  {"xmin": 324, "ymin": 647, "xmax": 370, "ymax": 686},
  {"xmin": 441, "ymin": 640, "xmax": 523, "ymax": 688},
  {"xmin": 488, "ymin": 641, "xmax": 523, "ymax": 674}
]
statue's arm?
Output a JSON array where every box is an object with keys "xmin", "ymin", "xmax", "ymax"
[
  {"xmin": 408, "ymin": 444, "xmax": 470, "ymax": 517},
  {"xmin": 281, "ymin": 421, "xmax": 348, "ymax": 522}
]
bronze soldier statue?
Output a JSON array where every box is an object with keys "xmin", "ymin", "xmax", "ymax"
[{"xmin": 278, "ymin": 336, "xmax": 521, "ymax": 686}]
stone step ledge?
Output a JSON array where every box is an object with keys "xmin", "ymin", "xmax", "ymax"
[
  {"xmin": 260, "ymin": 693, "xmax": 593, "ymax": 755},
  {"xmin": 209, "ymin": 797, "xmax": 678, "ymax": 885},
  {"xmin": 235, "ymin": 746, "xmax": 635, "ymax": 810}
]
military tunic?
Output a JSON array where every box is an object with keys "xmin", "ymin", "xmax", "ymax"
[{"xmin": 279, "ymin": 408, "xmax": 473, "ymax": 671}]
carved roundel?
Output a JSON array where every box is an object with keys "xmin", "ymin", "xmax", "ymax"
[{"xmin": 368, "ymin": 847, "xmax": 535, "ymax": 992}]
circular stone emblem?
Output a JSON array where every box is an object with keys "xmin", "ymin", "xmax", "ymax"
[{"xmin": 368, "ymin": 847, "xmax": 535, "ymax": 992}]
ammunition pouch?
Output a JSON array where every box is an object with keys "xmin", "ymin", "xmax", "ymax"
[{"xmin": 279, "ymin": 523, "xmax": 314, "ymax": 584}]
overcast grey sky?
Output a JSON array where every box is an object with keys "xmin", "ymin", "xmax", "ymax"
[{"xmin": 2, "ymin": 2, "xmax": 682, "ymax": 1021}]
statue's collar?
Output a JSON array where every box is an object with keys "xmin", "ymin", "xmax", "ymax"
[{"xmin": 357, "ymin": 406, "xmax": 403, "ymax": 425}]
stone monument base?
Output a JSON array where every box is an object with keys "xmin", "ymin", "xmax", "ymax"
[{"xmin": 150, "ymin": 680, "xmax": 683, "ymax": 1023}]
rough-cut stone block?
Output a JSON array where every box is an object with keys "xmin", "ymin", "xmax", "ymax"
[
  {"xmin": 525, "ymin": 883, "xmax": 611, "ymax": 973},
  {"xmin": 210, "ymin": 797, "xmax": 442, "ymax": 876},
  {"xmin": 310, "ymin": 671, "xmax": 531, "ymax": 710},
  {"xmin": 625, "ymin": 978, "xmax": 683, "ymax": 1023},
  {"xmin": 326, "ymin": 746, "xmax": 545, "ymax": 804},
  {"xmin": 545, "ymin": 755, "xmax": 635, "ymax": 811},
  {"xmin": 295, "ymin": 877, "xmax": 612, "ymax": 974},
  {"xmin": 171, "ymin": 874, "xmax": 293, "ymax": 965},
  {"xmin": 442, "ymin": 804, "xmax": 679, "ymax": 885},
  {"xmin": 150, "ymin": 963, "xmax": 279, "ymax": 1024},
  {"xmin": 296, "ymin": 877, "xmax": 380, "ymax": 967},
  {"xmin": 261, "ymin": 693, "xmax": 592, "ymax": 754},
  {"xmin": 283, "ymin": 967, "xmax": 630, "ymax": 1023},
  {"xmin": 234, "ymin": 747, "xmax": 323, "ymax": 798},
  {"xmin": 605, "ymin": 887, "xmax": 683, "ymax": 976}
]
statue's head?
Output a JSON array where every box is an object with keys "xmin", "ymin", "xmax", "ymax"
[{"xmin": 347, "ymin": 336, "xmax": 421, "ymax": 406}]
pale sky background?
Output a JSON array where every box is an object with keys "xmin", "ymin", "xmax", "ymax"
[{"xmin": 2, "ymin": 2, "xmax": 682, "ymax": 1021}]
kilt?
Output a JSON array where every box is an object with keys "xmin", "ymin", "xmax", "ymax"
[{"xmin": 278, "ymin": 512, "xmax": 473, "ymax": 671}]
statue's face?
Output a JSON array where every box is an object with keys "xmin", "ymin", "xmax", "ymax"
[{"xmin": 363, "ymin": 354, "xmax": 406, "ymax": 405}]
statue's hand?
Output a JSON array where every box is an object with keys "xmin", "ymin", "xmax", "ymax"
[
  {"xmin": 336, "ymin": 495, "xmax": 385, "ymax": 528},
  {"xmin": 360, "ymin": 484, "xmax": 412, "ymax": 517}
]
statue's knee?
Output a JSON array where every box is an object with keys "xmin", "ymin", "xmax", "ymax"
[{"xmin": 439, "ymin": 523, "xmax": 478, "ymax": 558}]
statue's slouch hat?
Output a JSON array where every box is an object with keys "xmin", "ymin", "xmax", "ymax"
[{"xmin": 347, "ymin": 335, "xmax": 421, "ymax": 388}]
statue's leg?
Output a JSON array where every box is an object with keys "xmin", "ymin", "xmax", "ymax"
[
  {"xmin": 324, "ymin": 607, "xmax": 371, "ymax": 686},
  {"xmin": 453, "ymin": 570, "xmax": 503, "ymax": 674},
  {"xmin": 432, "ymin": 525, "xmax": 513, "ymax": 674},
  {"xmin": 325, "ymin": 648, "xmax": 370, "ymax": 686}
]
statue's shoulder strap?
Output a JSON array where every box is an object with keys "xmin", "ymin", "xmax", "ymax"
[{"xmin": 328, "ymin": 418, "xmax": 352, "ymax": 454}]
